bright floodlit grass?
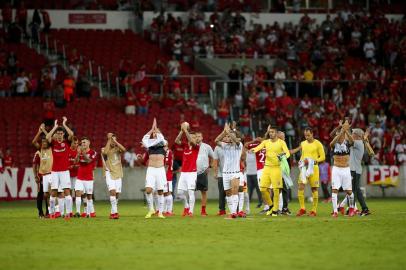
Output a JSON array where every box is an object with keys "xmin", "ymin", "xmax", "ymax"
[{"xmin": 0, "ymin": 199, "xmax": 405, "ymax": 270}]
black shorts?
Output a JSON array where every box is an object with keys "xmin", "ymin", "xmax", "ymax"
[{"xmin": 196, "ymin": 172, "xmax": 208, "ymax": 191}]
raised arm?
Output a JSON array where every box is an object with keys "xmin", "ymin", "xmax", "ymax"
[
  {"xmin": 329, "ymin": 128, "xmax": 344, "ymax": 149},
  {"xmin": 46, "ymin": 120, "xmax": 58, "ymax": 143},
  {"xmin": 363, "ymin": 128, "xmax": 375, "ymax": 156},
  {"xmin": 32, "ymin": 124, "xmax": 44, "ymax": 149},
  {"xmin": 112, "ymin": 136, "xmax": 126, "ymax": 153},
  {"xmin": 62, "ymin": 116, "xmax": 74, "ymax": 141},
  {"xmin": 183, "ymin": 127, "xmax": 196, "ymax": 146},
  {"xmin": 103, "ymin": 133, "xmax": 113, "ymax": 155},
  {"xmin": 329, "ymin": 120, "xmax": 343, "ymax": 138}
]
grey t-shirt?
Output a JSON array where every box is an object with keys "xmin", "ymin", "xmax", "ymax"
[
  {"xmin": 213, "ymin": 146, "xmax": 224, "ymax": 178},
  {"xmin": 197, "ymin": 142, "xmax": 214, "ymax": 174},
  {"xmin": 350, "ymin": 140, "xmax": 364, "ymax": 174},
  {"xmin": 246, "ymin": 151, "xmax": 257, "ymax": 175}
]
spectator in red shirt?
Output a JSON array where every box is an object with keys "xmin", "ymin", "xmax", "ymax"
[
  {"xmin": 217, "ymin": 99, "xmax": 229, "ymax": 126},
  {"xmin": 239, "ymin": 108, "xmax": 250, "ymax": 135},
  {"xmin": 160, "ymin": 92, "xmax": 175, "ymax": 109},
  {"xmin": 136, "ymin": 87, "xmax": 151, "ymax": 115},
  {"xmin": 40, "ymin": 9, "xmax": 51, "ymax": 33},
  {"xmin": 125, "ymin": 88, "xmax": 136, "ymax": 115},
  {"xmin": 4, "ymin": 148, "xmax": 14, "ymax": 168}
]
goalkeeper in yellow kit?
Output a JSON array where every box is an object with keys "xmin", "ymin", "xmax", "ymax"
[
  {"xmin": 251, "ymin": 126, "xmax": 290, "ymax": 216},
  {"xmin": 290, "ymin": 127, "xmax": 325, "ymax": 216}
]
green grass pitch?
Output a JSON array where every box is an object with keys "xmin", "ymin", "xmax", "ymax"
[{"xmin": 0, "ymin": 199, "xmax": 405, "ymax": 270}]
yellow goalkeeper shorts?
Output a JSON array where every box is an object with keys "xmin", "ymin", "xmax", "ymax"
[
  {"xmin": 298, "ymin": 165, "xmax": 320, "ymax": 188},
  {"xmin": 260, "ymin": 166, "xmax": 283, "ymax": 189}
]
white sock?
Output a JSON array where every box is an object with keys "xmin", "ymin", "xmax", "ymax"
[
  {"xmin": 178, "ymin": 190, "xmax": 189, "ymax": 208},
  {"xmin": 226, "ymin": 196, "xmax": 233, "ymax": 214},
  {"xmin": 75, "ymin": 196, "xmax": 81, "ymax": 213},
  {"xmin": 238, "ymin": 192, "xmax": 244, "ymax": 212},
  {"xmin": 279, "ymin": 192, "xmax": 283, "ymax": 211},
  {"xmin": 65, "ymin": 195, "xmax": 72, "ymax": 214},
  {"xmin": 232, "ymin": 195, "xmax": 239, "ymax": 214},
  {"xmin": 58, "ymin": 198, "xmax": 65, "ymax": 215},
  {"xmin": 354, "ymin": 202, "xmax": 358, "ymax": 211},
  {"xmin": 91, "ymin": 199, "xmax": 95, "ymax": 213},
  {"xmin": 348, "ymin": 193, "xmax": 355, "ymax": 208},
  {"xmin": 263, "ymin": 204, "xmax": 269, "ymax": 211},
  {"xmin": 188, "ymin": 190, "xmax": 195, "ymax": 214},
  {"xmin": 146, "ymin": 193, "xmax": 154, "ymax": 211},
  {"xmin": 332, "ymin": 193, "xmax": 338, "ymax": 213},
  {"xmin": 110, "ymin": 196, "xmax": 117, "ymax": 214},
  {"xmin": 339, "ymin": 195, "xmax": 348, "ymax": 208},
  {"xmin": 244, "ymin": 192, "xmax": 250, "ymax": 213},
  {"xmin": 87, "ymin": 199, "xmax": 93, "ymax": 215},
  {"xmin": 55, "ymin": 204, "xmax": 60, "ymax": 213},
  {"xmin": 49, "ymin": 196, "xmax": 56, "ymax": 214},
  {"xmin": 153, "ymin": 194, "xmax": 159, "ymax": 211},
  {"xmin": 83, "ymin": 197, "xmax": 87, "ymax": 209},
  {"xmin": 158, "ymin": 194, "xmax": 164, "ymax": 214},
  {"xmin": 167, "ymin": 195, "xmax": 173, "ymax": 213}
]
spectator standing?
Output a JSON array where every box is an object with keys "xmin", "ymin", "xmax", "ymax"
[
  {"xmin": 217, "ymin": 100, "xmax": 229, "ymax": 126},
  {"xmin": 239, "ymin": 109, "xmax": 250, "ymax": 135},
  {"xmin": 167, "ymin": 55, "xmax": 180, "ymax": 79},
  {"xmin": 40, "ymin": 10, "xmax": 51, "ymax": 33},
  {"xmin": 319, "ymin": 161, "xmax": 331, "ymax": 202},
  {"xmin": 136, "ymin": 87, "xmax": 151, "ymax": 115},
  {"xmin": 63, "ymin": 75, "xmax": 75, "ymax": 102},
  {"xmin": 15, "ymin": 71, "xmax": 30, "ymax": 96},
  {"xmin": 3, "ymin": 148, "xmax": 14, "ymax": 169},
  {"xmin": 124, "ymin": 147, "xmax": 138, "ymax": 168}
]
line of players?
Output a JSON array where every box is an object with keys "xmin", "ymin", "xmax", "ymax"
[{"xmin": 32, "ymin": 116, "xmax": 373, "ymax": 219}]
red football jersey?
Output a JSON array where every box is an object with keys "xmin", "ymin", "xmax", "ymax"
[
  {"xmin": 69, "ymin": 148, "xmax": 78, "ymax": 178},
  {"xmin": 51, "ymin": 140, "xmax": 70, "ymax": 172},
  {"xmin": 172, "ymin": 144, "xmax": 184, "ymax": 161},
  {"xmin": 181, "ymin": 144, "xmax": 200, "ymax": 172},
  {"xmin": 77, "ymin": 149, "xmax": 97, "ymax": 181},
  {"xmin": 165, "ymin": 149, "xmax": 174, "ymax": 181},
  {"xmin": 247, "ymin": 142, "xmax": 265, "ymax": 170}
]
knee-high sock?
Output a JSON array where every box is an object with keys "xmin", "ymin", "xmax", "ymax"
[
  {"xmin": 87, "ymin": 199, "xmax": 93, "ymax": 215},
  {"xmin": 232, "ymin": 194, "xmax": 239, "ymax": 214},
  {"xmin": 153, "ymin": 194, "xmax": 159, "ymax": 211},
  {"xmin": 110, "ymin": 196, "xmax": 117, "ymax": 214},
  {"xmin": 75, "ymin": 196, "xmax": 81, "ymax": 213},
  {"xmin": 226, "ymin": 196, "xmax": 233, "ymax": 214},
  {"xmin": 238, "ymin": 192, "xmax": 244, "ymax": 212},
  {"xmin": 158, "ymin": 194, "xmax": 164, "ymax": 214},
  {"xmin": 244, "ymin": 192, "xmax": 250, "ymax": 212},
  {"xmin": 332, "ymin": 193, "xmax": 338, "ymax": 213},
  {"xmin": 49, "ymin": 196, "xmax": 56, "ymax": 214},
  {"xmin": 278, "ymin": 192, "xmax": 283, "ymax": 211},
  {"xmin": 298, "ymin": 189, "xmax": 305, "ymax": 210},
  {"xmin": 260, "ymin": 189, "xmax": 272, "ymax": 207},
  {"xmin": 91, "ymin": 200, "xmax": 95, "ymax": 213},
  {"xmin": 272, "ymin": 189, "xmax": 280, "ymax": 212},
  {"xmin": 165, "ymin": 195, "xmax": 173, "ymax": 213},
  {"xmin": 348, "ymin": 193, "xmax": 355, "ymax": 208},
  {"xmin": 36, "ymin": 191, "xmax": 44, "ymax": 215},
  {"xmin": 65, "ymin": 195, "xmax": 72, "ymax": 214},
  {"xmin": 339, "ymin": 194, "xmax": 348, "ymax": 208},
  {"xmin": 58, "ymin": 197, "xmax": 65, "ymax": 215},
  {"xmin": 311, "ymin": 190, "xmax": 318, "ymax": 212},
  {"xmin": 188, "ymin": 190, "xmax": 195, "ymax": 214},
  {"xmin": 146, "ymin": 193, "xmax": 154, "ymax": 211},
  {"xmin": 178, "ymin": 190, "xmax": 189, "ymax": 209},
  {"xmin": 45, "ymin": 196, "xmax": 49, "ymax": 215}
]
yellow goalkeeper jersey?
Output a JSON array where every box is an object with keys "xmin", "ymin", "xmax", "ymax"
[
  {"xmin": 252, "ymin": 139, "xmax": 290, "ymax": 167},
  {"xmin": 300, "ymin": 139, "xmax": 325, "ymax": 163}
]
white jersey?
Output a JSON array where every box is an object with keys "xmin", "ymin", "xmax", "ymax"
[{"xmin": 220, "ymin": 142, "xmax": 243, "ymax": 174}]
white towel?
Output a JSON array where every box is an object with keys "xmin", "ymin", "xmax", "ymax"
[{"xmin": 305, "ymin": 158, "xmax": 315, "ymax": 177}]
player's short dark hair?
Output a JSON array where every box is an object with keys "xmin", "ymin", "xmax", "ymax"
[
  {"xmin": 55, "ymin": 127, "xmax": 65, "ymax": 133},
  {"xmin": 304, "ymin": 127, "xmax": 313, "ymax": 133},
  {"xmin": 71, "ymin": 136, "xmax": 79, "ymax": 142},
  {"xmin": 81, "ymin": 136, "xmax": 90, "ymax": 142},
  {"xmin": 269, "ymin": 125, "xmax": 279, "ymax": 131}
]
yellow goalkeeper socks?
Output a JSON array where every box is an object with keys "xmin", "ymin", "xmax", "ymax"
[
  {"xmin": 312, "ymin": 190, "xmax": 318, "ymax": 212},
  {"xmin": 272, "ymin": 189, "xmax": 280, "ymax": 212},
  {"xmin": 261, "ymin": 189, "xmax": 273, "ymax": 207},
  {"xmin": 298, "ymin": 189, "xmax": 305, "ymax": 210}
]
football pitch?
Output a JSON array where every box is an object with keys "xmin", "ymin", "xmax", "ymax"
[{"xmin": 1, "ymin": 199, "xmax": 405, "ymax": 270}]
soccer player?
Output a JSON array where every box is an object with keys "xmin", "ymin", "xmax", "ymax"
[
  {"xmin": 142, "ymin": 118, "xmax": 167, "ymax": 219},
  {"xmin": 74, "ymin": 137, "xmax": 98, "ymax": 218},
  {"xmin": 245, "ymin": 137, "xmax": 266, "ymax": 212},
  {"xmin": 195, "ymin": 131, "xmax": 214, "ymax": 216},
  {"xmin": 69, "ymin": 137, "xmax": 79, "ymax": 199},
  {"xmin": 290, "ymin": 127, "xmax": 325, "ymax": 216},
  {"xmin": 175, "ymin": 122, "xmax": 200, "ymax": 217},
  {"xmin": 32, "ymin": 124, "xmax": 52, "ymax": 218},
  {"xmin": 250, "ymin": 125, "xmax": 290, "ymax": 216},
  {"xmin": 277, "ymin": 131, "xmax": 293, "ymax": 215},
  {"xmin": 102, "ymin": 133, "xmax": 126, "ymax": 219},
  {"xmin": 163, "ymin": 141, "xmax": 174, "ymax": 216},
  {"xmin": 330, "ymin": 121, "xmax": 356, "ymax": 218},
  {"xmin": 215, "ymin": 123, "xmax": 243, "ymax": 219},
  {"xmin": 46, "ymin": 117, "xmax": 74, "ymax": 219}
]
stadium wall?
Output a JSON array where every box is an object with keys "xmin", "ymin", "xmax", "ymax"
[
  {"xmin": 0, "ymin": 166, "xmax": 404, "ymax": 201},
  {"xmin": 13, "ymin": 10, "xmax": 404, "ymax": 31}
]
